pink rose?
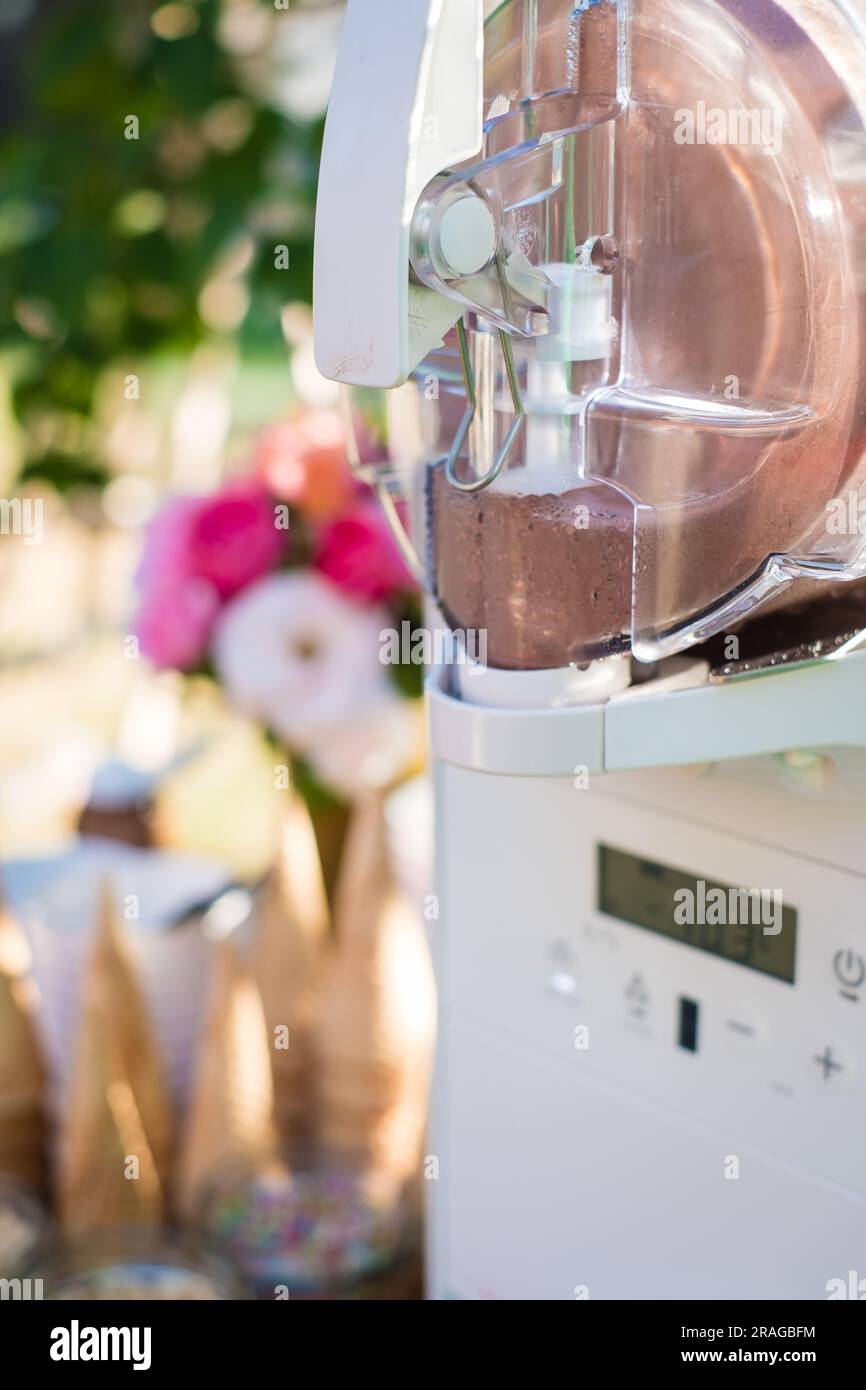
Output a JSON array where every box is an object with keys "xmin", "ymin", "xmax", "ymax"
[
  {"xmin": 187, "ymin": 480, "xmax": 286, "ymax": 600},
  {"xmin": 133, "ymin": 480, "xmax": 287, "ymax": 671},
  {"xmin": 136, "ymin": 495, "xmax": 202, "ymax": 592},
  {"xmin": 135, "ymin": 577, "xmax": 220, "ymax": 670},
  {"xmin": 314, "ymin": 499, "xmax": 414, "ymax": 603}
]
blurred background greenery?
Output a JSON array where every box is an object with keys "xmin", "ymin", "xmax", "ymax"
[
  {"xmin": 1, "ymin": 0, "xmax": 334, "ymax": 500},
  {"xmin": 0, "ymin": 0, "xmax": 351, "ymax": 871},
  {"xmin": 0, "ymin": 6, "xmax": 432, "ymax": 1304}
]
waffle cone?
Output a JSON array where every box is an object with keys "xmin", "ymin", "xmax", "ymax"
[
  {"xmin": 252, "ymin": 794, "xmax": 329, "ymax": 1147},
  {"xmin": 57, "ymin": 882, "xmax": 172, "ymax": 1231},
  {"xmin": 0, "ymin": 908, "xmax": 45, "ymax": 1189},
  {"xmin": 315, "ymin": 793, "xmax": 435, "ymax": 1184},
  {"xmin": 176, "ymin": 936, "xmax": 280, "ymax": 1218}
]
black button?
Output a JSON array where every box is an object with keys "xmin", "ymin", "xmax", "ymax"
[{"xmin": 678, "ymin": 997, "xmax": 699, "ymax": 1053}]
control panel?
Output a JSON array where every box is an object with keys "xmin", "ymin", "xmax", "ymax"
[{"xmin": 437, "ymin": 761, "xmax": 866, "ymax": 1198}]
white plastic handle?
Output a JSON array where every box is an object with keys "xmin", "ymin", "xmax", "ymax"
[{"xmin": 313, "ymin": 0, "xmax": 483, "ymax": 389}]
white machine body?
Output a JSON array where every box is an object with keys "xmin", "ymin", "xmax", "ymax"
[
  {"xmin": 427, "ymin": 656, "xmax": 866, "ymax": 1301},
  {"xmin": 312, "ymin": 0, "xmax": 866, "ymax": 1302}
]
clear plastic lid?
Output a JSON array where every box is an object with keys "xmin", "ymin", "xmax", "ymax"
[{"xmin": 343, "ymin": 0, "xmax": 866, "ymax": 669}]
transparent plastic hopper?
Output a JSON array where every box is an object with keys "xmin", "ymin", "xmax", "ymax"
[{"xmin": 314, "ymin": 0, "xmax": 866, "ymax": 671}]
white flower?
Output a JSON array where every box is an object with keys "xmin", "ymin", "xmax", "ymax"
[
  {"xmin": 213, "ymin": 572, "xmax": 391, "ymax": 751},
  {"xmin": 307, "ymin": 696, "xmax": 421, "ymax": 800}
]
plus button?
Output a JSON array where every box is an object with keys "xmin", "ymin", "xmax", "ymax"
[{"xmin": 813, "ymin": 1046, "xmax": 844, "ymax": 1081}]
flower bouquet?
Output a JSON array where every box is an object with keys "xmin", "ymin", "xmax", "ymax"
[{"xmin": 132, "ymin": 409, "xmax": 424, "ymax": 817}]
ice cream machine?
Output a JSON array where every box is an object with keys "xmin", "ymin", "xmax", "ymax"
[{"xmin": 314, "ymin": 0, "xmax": 866, "ymax": 1298}]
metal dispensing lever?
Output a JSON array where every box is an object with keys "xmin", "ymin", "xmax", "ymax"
[{"xmin": 313, "ymin": 0, "xmax": 527, "ymax": 495}]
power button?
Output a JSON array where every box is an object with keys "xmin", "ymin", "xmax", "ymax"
[{"xmin": 833, "ymin": 949, "xmax": 865, "ymax": 998}]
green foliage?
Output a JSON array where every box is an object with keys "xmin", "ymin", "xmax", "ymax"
[
  {"xmin": 389, "ymin": 600, "xmax": 426, "ymax": 700},
  {"xmin": 0, "ymin": 0, "xmax": 323, "ymax": 488}
]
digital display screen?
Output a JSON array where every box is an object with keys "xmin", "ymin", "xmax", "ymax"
[{"xmin": 597, "ymin": 845, "xmax": 797, "ymax": 984}]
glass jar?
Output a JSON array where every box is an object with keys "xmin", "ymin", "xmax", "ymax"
[
  {"xmin": 199, "ymin": 1163, "xmax": 421, "ymax": 1300},
  {"xmin": 30, "ymin": 1228, "xmax": 248, "ymax": 1301},
  {"xmin": 0, "ymin": 1176, "xmax": 47, "ymax": 1277}
]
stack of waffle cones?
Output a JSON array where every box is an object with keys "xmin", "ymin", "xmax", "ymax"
[
  {"xmin": 0, "ymin": 898, "xmax": 45, "ymax": 1190},
  {"xmin": 314, "ymin": 792, "xmax": 436, "ymax": 1193},
  {"xmin": 8, "ymin": 781, "xmax": 435, "ymax": 1244},
  {"xmin": 176, "ymin": 936, "xmax": 281, "ymax": 1218},
  {"xmin": 56, "ymin": 883, "xmax": 173, "ymax": 1232},
  {"xmin": 251, "ymin": 793, "xmax": 329, "ymax": 1151}
]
